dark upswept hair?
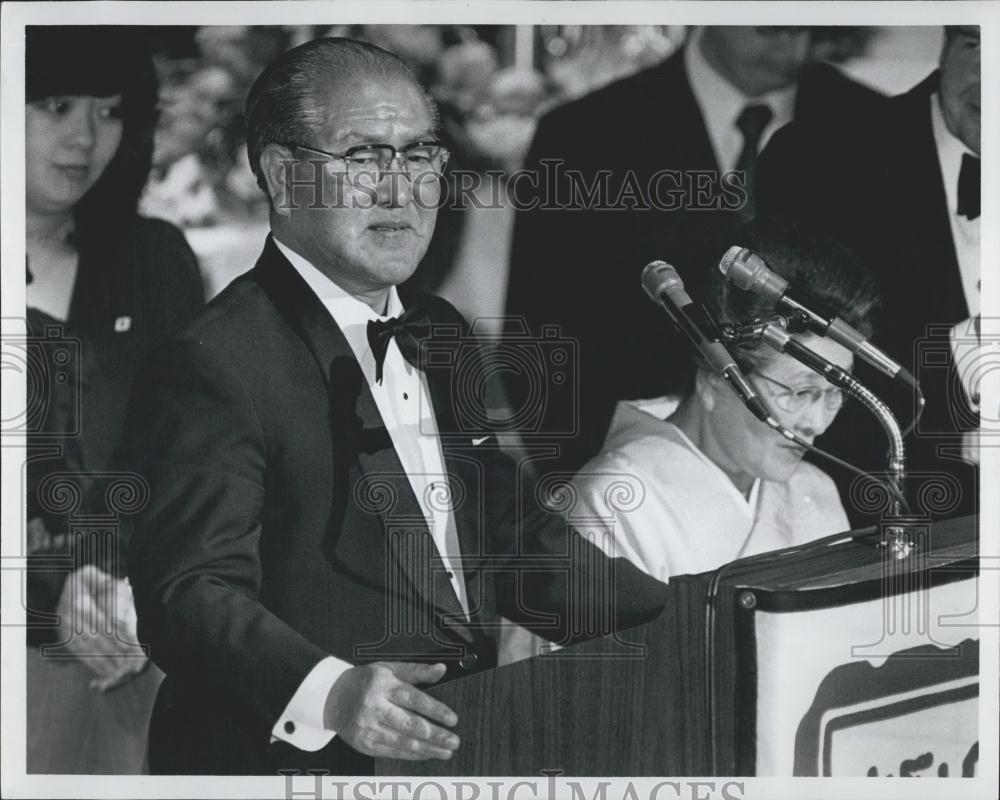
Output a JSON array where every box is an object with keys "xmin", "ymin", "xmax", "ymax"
[
  {"xmin": 25, "ymin": 26, "xmax": 160, "ymax": 235},
  {"xmin": 700, "ymin": 222, "xmax": 881, "ymax": 382},
  {"xmin": 245, "ymin": 36, "xmax": 440, "ymax": 199}
]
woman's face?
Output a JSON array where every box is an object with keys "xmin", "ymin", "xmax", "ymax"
[
  {"xmin": 702, "ymin": 335, "xmax": 854, "ymax": 488},
  {"xmin": 25, "ymin": 94, "xmax": 124, "ymax": 215}
]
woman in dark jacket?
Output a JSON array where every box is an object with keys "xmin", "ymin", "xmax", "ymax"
[{"xmin": 24, "ymin": 25, "xmax": 204, "ymax": 773}]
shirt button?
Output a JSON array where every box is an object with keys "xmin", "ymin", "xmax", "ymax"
[
  {"xmin": 459, "ymin": 652, "xmax": 479, "ymax": 670},
  {"xmin": 403, "ymin": 392, "xmax": 409, "ymax": 400},
  {"xmin": 284, "ymin": 720, "xmax": 296, "ymax": 734}
]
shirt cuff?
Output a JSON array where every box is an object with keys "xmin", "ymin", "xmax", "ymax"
[{"xmin": 271, "ymin": 655, "xmax": 354, "ymax": 751}]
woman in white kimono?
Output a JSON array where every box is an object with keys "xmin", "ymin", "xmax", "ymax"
[
  {"xmin": 499, "ymin": 230, "xmax": 880, "ymax": 662},
  {"xmin": 570, "ymin": 231, "xmax": 880, "ymax": 583}
]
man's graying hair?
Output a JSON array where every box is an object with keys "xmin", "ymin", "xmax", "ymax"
[{"xmin": 245, "ymin": 37, "xmax": 440, "ymax": 197}]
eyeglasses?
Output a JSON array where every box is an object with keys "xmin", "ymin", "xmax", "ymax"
[
  {"xmin": 752, "ymin": 372, "xmax": 845, "ymax": 415},
  {"xmin": 290, "ymin": 141, "xmax": 450, "ymax": 181}
]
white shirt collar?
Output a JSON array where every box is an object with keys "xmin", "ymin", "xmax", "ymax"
[
  {"xmin": 272, "ymin": 235, "xmax": 405, "ymax": 374},
  {"xmin": 684, "ymin": 27, "xmax": 797, "ymax": 171},
  {"xmin": 273, "ymin": 234, "xmax": 402, "ymax": 319},
  {"xmin": 930, "ymin": 91, "xmax": 978, "ymax": 217}
]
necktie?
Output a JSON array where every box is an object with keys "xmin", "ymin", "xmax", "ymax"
[
  {"xmin": 734, "ymin": 104, "xmax": 774, "ymax": 222},
  {"xmin": 957, "ymin": 153, "xmax": 980, "ymax": 220},
  {"xmin": 366, "ymin": 304, "xmax": 431, "ymax": 385}
]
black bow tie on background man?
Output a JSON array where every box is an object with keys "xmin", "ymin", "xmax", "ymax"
[
  {"xmin": 366, "ymin": 304, "xmax": 432, "ymax": 384},
  {"xmin": 958, "ymin": 152, "xmax": 981, "ymax": 220}
]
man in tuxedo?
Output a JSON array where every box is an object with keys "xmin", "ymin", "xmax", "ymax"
[
  {"xmin": 755, "ymin": 25, "xmax": 981, "ymax": 524},
  {"xmin": 505, "ymin": 26, "xmax": 885, "ymax": 475},
  {"xmin": 123, "ymin": 37, "xmax": 667, "ymax": 775}
]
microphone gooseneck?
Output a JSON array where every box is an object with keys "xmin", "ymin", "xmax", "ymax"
[{"xmin": 761, "ymin": 322, "xmax": 909, "ymax": 515}]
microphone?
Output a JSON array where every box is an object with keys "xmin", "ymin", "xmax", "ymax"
[
  {"xmin": 760, "ymin": 322, "xmax": 864, "ymax": 395},
  {"xmin": 718, "ymin": 246, "xmax": 917, "ymax": 388},
  {"xmin": 641, "ymin": 261, "xmax": 773, "ymax": 423}
]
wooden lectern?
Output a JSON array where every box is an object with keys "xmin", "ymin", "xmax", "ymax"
[{"xmin": 377, "ymin": 515, "xmax": 979, "ymax": 777}]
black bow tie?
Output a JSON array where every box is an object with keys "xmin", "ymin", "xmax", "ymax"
[
  {"xmin": 958, "ymin": 153, "xmax": 980, "ymax": 220},
  {"xmin": 366, "ymin": 304, "xmax": 431, "ymax": 385}
]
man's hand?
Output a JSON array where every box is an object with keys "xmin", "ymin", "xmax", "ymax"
[
  {"xmin": 324, "ymin": 661, "xmax": 460, "ymax": 761},
  {"xmin": 54, "ymin": 565, "xmax": 149, "ymax": 692}
]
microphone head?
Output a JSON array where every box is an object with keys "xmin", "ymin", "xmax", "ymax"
[
  {"xmin": 641, "ymin": 260, "xmax": 684, "ymax": 302},
  {"xmin": 717, "ymin": 246, "xmax": 788, "ymax": 300},
  {"xmin": 718, "ymin": 246, "xmax": 746, "ymax": 278}
]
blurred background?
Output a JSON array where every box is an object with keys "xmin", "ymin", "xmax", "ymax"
[{"xmin": 136, "ymin": 25, "xmax": 941, "ymax": 324}]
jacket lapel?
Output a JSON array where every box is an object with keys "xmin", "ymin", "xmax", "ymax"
[
  {"xmin": 253, "ymin": 239, "xmax": 473, "ymax": 641},
  {"xmin": 671, "ymin": 48, "xmax": 720, "ymax": 172},
  {"xmin": 892, "ymin": 76, "xmax": 968, "ymax": 322}
]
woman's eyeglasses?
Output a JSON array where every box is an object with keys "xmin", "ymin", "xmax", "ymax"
[{"xmin": 752, "ymin": 372, "xmax": 845, "ymax": 414}]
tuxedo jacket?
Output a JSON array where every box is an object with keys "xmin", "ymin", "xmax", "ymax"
[
  {"xmin": 756, "ymin": 71, "xmax": 978, "ymax": 523},
  {"xmin": 504, "ymin": 49, "xmax": 886, "ymax": 474},
  {"xmin": 122, "ymin": 237, "xmax": 667, "ymax": 774}
]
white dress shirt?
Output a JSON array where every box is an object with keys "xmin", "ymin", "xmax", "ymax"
[
  {"xmin": 930, "ymin": 92, "xmax": 981, "ymax": 317},
  {"xmin": 270, "ymin": 237, "xmax": 468, "ymax": 751},
  {"xmin": 684, "ymin": 28, "xmax": 797, "ymax": 172}
]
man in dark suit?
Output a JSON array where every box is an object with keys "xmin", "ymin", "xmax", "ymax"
[
  {"xmin": 756, "ymin": 25, "xmax": 981, "ymax": 523},
  {"xmin": 505, "ymin": 26, "xmax": 885, "ymax": 476},
  {"xmin": 122, "ymin": 37, "xmax": 667, "ymax": 775}
]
